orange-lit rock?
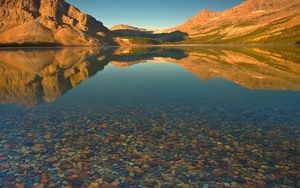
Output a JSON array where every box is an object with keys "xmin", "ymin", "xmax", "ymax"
[
  {"xmin": 0, "ymin": 0, "xmax": 112, "ymax": 46},
  {"xmin": 167, "ymin": 0, "xmax": 300, "ymax": 43}
]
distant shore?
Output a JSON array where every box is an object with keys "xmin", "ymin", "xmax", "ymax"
[{"xmin": 0, "ymin": 43, "xmax": 299, "ymax": 49}]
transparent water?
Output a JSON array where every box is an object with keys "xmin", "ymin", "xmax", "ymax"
[{"xmin": 0, "ymin": 46, "xmax": 300, "ymax": 187}]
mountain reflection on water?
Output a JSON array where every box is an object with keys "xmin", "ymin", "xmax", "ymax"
[
  {"xmin": 0, "ymin": 46, "xmax": 300, "ymax": 107},
  {"xmin": 1, "ymin": 46, "xmax": 300, "ymax": 188}
]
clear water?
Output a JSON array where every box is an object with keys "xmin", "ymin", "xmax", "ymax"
[{"xmin": 0, "ymin": 46, "xmax": 300, "ymax": 187}]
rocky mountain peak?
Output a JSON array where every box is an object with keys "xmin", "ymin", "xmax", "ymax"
[
  {"xmin": 222, "ymin": 0, "xmax": 298, "ymax": 17},
  {"xmin": 183, "ymin": 8, "xmax": 219, "ymax": 25},
  {"xmin": 171, "ymin": 0, "xmax": 300, "ymax": 30},
  {"xmin": 0, "ymin": 0, "xmax": 112, "ymax": 46},
  {"xmin": 165, "ymin": 0, "xmax": 300, "ymax": 44}
]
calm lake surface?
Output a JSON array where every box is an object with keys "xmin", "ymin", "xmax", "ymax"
[{"xmin": 0, "ymin": 46, "xmax": 300, "ymax": 187}]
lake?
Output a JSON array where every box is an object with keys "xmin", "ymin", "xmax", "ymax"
[{"xmin": 0, "ymin": 46, "xmax": 300, "ymax": 187}]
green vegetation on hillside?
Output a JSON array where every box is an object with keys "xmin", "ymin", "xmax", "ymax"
[
  {"xmin": 179, "ymin": 22, "xmax": 299, "ymax": 44},
  {"xmin": 259, "ymin": 25, "xmax": 300, "ymax": 44},
  {"xmin": 174, "ymin": 15, "xmax": 299, "ymax": 45},
  {"xmin": 120, "ymin": 36, "xmax": 165, "ymax": 45}
]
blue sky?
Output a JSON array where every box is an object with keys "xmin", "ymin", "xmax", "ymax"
[{"xmin": 66, "ymin": 0, "xmax": 245, "ymax": 29}]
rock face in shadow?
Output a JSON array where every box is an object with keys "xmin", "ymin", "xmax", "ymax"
[
  {"xmin": 110, "ymin": 24, "xmax": 188, "ymax": 43},
  {"xmin": 0, "ymin": 0, "xmax": 113, "ymax": 46},
  {"xmin": 167, "ymin": 0, "xmax": 300, "ymax": 44}
]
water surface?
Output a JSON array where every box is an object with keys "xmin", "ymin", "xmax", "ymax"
[{"xmin": 0, "ymin": 46, "xmax": 300, "ymax": 187}]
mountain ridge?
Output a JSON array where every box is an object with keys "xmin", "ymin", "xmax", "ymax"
[
  {"xmin": 0, "ymin": 0, "xmax": 113, "ymax": 46},
  {"xmin": 110, "ymin": 24, "xmax": 147, "ymax": 31},
  {"xmin": 172, "ymin": 0, "xmax": 299, "ymax": 31},
  {"xmin": 166, "ymin": 0, "xmax": 300, "ymax": 44},
  {"xmin": 0, "ymin": 0, "xmax": 299, "ymax": 46}
]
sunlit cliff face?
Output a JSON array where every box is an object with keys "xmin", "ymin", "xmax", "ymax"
[
  {"xmin": 0, "ymin": 0, "xmax": 110, "ymax": 46},
  {"xmin": 167, "ymin": 0, "xmax": 300, "ymax": 44},
  {"xmin": 0, "ymin": 46, "xmax": 300, "ymax": 107}
]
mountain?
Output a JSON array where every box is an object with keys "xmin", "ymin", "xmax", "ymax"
[
  {"xmin": 1, "ymin": 0, "xmax": 299, "ymax": 46},
  {"xmin": 110, "ymin": 24, "xmax": 146, "ymax": 31},
  {"xmin": 0, "ymin": 0, "xmax": 113, "ymax": 46},
  {"xmin": 111, "ymin": 24, "xmax": 188, "ymax": 45},
  {"xmin": 167, "ymin": 0, "xmax": 300, "ymax": 44}
]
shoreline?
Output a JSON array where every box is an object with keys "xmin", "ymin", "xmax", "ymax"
[{"xmin": 0, "ymin": 43, "xmax": 298, "ymax": 50}]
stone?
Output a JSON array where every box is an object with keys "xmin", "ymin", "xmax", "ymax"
[
  {"xmin": 0, "ymin": 0, "xmax": 112, "ymax": 46},
  {"xmin": 16, "ymin": 183, "xmax": 25, "ymax": 188}
]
